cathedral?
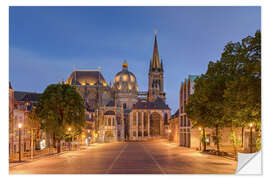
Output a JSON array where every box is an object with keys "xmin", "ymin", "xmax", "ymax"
[{"xmin": 66, "ymin": 33, "xmax": 171, "ymax": 142}]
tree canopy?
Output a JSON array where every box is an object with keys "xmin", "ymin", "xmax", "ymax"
[
  {"xmin": 185, "ymin": 31, "xmax": 261, "ymax": 152},
  {"xmin": 36, "ymin": 83, "xmax": 85, "ymax": 152}
]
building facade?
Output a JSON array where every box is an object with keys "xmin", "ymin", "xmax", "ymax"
[
  {"xmin": 66, "ymin": 33, "xmax": 170, "ymax": 142},
  {"xmin": 168, "ymin": 109, "xmax": 179, "ymax": 143},
  {"xmin": 9, "ymin": 87, "xmax": 42, "ymax": 156}
]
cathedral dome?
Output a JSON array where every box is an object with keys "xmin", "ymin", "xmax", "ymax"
[
  {"xmin": 113, "ymin": 60, "xmax": 138, "ymax": 92},
  {"xmin": 66, "ymin": 70, "xmax": 108, "ymax": 86}
]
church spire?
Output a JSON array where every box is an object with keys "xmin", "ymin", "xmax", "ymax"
[{"xmin": 151, "ymin": 30, "xmax": 161, "ymax": 71}]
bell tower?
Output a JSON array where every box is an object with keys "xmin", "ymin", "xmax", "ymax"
[{"xmin": 148, "ymin": 31, "xmax": 166, "ymax": 102}]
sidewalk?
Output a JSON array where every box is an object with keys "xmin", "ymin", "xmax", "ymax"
[
  {"xmin": 163, "ymin": 141, "xmax": 239, "ymax": 161},
  {"xmin": 9, "ymin": 144, "xmax": 96, "ymax": 168}
]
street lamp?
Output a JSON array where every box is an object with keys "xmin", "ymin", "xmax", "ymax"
[
  {"xmin": 68, "ymin": 127, "xmax": 72, "ymax": 151},
  {"xmin": 87, "ymin": 129, "xmax": 90, "ymax": 146},
  {"xmin": 18, "ymin": 123, "xmax": 23, "ymax": 162},
  {"xmin": 249, "ymin": 123, "xmax": 253, "ymax": 153}
]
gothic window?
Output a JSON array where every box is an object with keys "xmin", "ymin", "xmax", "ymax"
[
  {"xmin": 164, "ymin": 113, "xmax": 168, "ymax": 124},
  {"xmin": 138, "ymin": 112, "xmax": 141, "ymax": 126},
  {"xmin": 108, "ymin": 118, "xmax": 111, "ymax": 126},
  {"xmin": 187, "ymin": 119, "xmax": 190, "ymax": 127},
  {"xmin": 144, "ymin": 112, "xmax": 148, "ymax": 127}
]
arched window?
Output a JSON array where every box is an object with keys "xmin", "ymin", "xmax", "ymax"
[
  {"xmin": 164, "ymin": 113, "xmax": 168, "ymax": 124},
  {"xmin": 108, "ymin": 118, "xmax": 111, "ymax": 126},
  {"xmin": 123, "ymin": 103, "xmax": 127, "ymax": 109}
]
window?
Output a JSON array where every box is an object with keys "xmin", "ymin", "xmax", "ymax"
[
  {"xmin": 108, "ymin": 118, "xmax": 111, "ymax": 126},
  {"xmin": 123, "ymin": 103, "xmax": 127, "ymax": 109}
]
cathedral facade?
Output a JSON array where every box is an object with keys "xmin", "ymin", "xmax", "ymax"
[{"xmin": 66, "ymin": 33, "xmax": 170, "ymax": 142}]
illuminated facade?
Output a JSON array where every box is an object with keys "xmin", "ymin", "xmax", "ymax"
[{"xmin": 66, "ymin": 33, "xmax": 170, "ymax": 142}]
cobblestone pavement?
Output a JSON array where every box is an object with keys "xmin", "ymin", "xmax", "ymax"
[{"xmin": 9, "ymin": 142, "xmax": 237, "ymax": 174}]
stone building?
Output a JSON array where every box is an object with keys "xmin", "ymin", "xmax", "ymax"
[
  {"xmin": 168, "ymin": 109, "xmax": 179, "ymax": 143},
  {"xmin": 179, "ymin": 75, "xmax": 198, "ymax": 147},
  {"xmin": 129, "ymin": 98, "xmax": 170, "ymax": 140},
  {"xmin": 9, "ymin": 87, "xmax": 42, "ymax": 156},
  {"xmin": 66, "ymin": 32, "xmax": 170, "ymax": 142}
]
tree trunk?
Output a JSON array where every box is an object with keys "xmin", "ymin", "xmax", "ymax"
[
  {"xmin": 57, "ymin": 139, "xmax": 61, "ymax": 153},
  {"xmin": 241, "ymin": 127, "xmax": 244, "ymax": 148},
  {"xmin": 216, "ymin": 125, "xmax": 220, "ymax": 153},
  {"xmin": 31, "ymin": 129, "xmax": 34, "ymax": 159},
  {"xmin": 231, "ymin": 127, "xmax": 237, "ymax": 160},
  {"xmin": 203, "ymin": 128, "xmax": 206, "ymax": 151}
]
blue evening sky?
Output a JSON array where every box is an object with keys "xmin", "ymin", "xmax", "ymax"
[{"xmin": 9, "ymin": 6, "xmax": 261, "ymax": 113}]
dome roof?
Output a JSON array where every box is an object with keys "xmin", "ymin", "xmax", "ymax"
[
  {"xmin": 113, "ymin": 60, "xmax": 138, "ymax": 92},
  {"xmin": 66, "ymin": 70, "xmax": 108, "ymax": 86}
]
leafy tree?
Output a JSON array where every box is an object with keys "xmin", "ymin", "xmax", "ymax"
[
  {"xmin": 27, "ymin": 107, "xmax": 40, "ymax": 155},
  {"xmin": 186, "ymin": 31, "xmax": 261, "ymax": 154},
  {"xmin": 187, "ymin": 61, "xmax": 229, "ymax": 153},
  {"xmin": 186, "ymin": 75, "xmax": 209, "ymax": 151},
  {"xmin": 222, "ymin": 31, "xmax": 261, "ymax": 151},
  {"xmin": 36, "ymin": 83, "xmax": 85, "ymax": 153}
]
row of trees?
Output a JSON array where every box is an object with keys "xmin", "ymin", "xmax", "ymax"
[
  {"xmin": 185, "ymin": 31, "xmax": 261, "ymax": 154},
  {"xmin": 30, "ymin": 83, "xmax": 86, "ymax": 153}
]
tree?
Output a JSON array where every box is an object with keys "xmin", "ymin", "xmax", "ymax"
[
  {"xmin": 27, "ymin": 107, "xmax": 40, "ymax": 158},
  {"xmin": 186, "ymin": 75, "xmax": 209, "ymax": 151},
  {"xmin": 186, "ymin": 31, "xmax": 261, "ymax": 154},
  {"xmin": 36, "ymin": 83, "xmax": 85, "ymax": 153},
  {"xmin": 222, "ymin": 31, "xmax": 261, "ymax": 151}
]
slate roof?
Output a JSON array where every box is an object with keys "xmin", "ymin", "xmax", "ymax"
[
  {"xmin": 14, "ymin": 91, "xmax": 41, "ymax": 102},
  {"xmin": 124, "ymin": 109, "xmax": 131, "ymax": 114},
  {"xmin": 132, "ymin": 97, "xmax": 170, "ymax": 110},
  {"xmin": 189, "ymin": 75, "xmax": 199, "ymax": 82},
  {"xmin": 170, "ymin": 109, "xmax": 179, "ymax": 119},
  {"xmin": 106, "ymin": 100, "xmax": 115, "ymax": 107},
  {"xmin": 104, "ymin": 110, "xmax": 115, "ymax": 115},
  {"xmin": 66, "ymin": 70, "xmax": 107, "ymax": 86}
]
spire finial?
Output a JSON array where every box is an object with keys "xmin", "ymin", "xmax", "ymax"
[
  {"xmin": 122, "ymin": 59, "xmax": 128, "ymax": 68},
  {"xmin": 154, "ymin": 29, "xmax": 158, "ymax": 35}
]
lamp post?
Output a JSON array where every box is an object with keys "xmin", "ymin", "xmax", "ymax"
[
  {"xmin": 68, "ymin": 127, "xmax": 72, "ymax": 151},
  {"xmin": 249, "ymin": 123, "xmax": 253, "ymax": 153},
  {"xmin": 198, "ymin": 127, "xmax": 202, "ymax": 151},
  {"xmin": 87, "ymin": 129, "xmax": 90, "ymax": 146},
  {"xmin": 18, "ymin": 123, "xmax": 22, "ymax": 162}
]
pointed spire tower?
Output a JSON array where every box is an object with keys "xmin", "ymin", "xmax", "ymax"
[
  {"xmin": 148, "ymin": 30, "xmax": 166, "ymax": 102},
  {"xmin": 150, "ymin": 30, "xmax": 163, "ymax": 72}
]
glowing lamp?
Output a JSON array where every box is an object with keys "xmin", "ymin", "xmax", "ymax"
[{"xmin": 18, "ymin": 123, "xmax": 22, "ymax": 129}]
